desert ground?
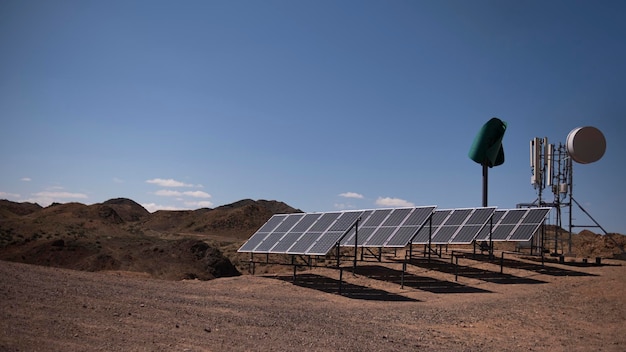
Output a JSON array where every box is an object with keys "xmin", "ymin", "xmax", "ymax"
[
  {"xmin": 1, "ymin": 199, "xmax": 625, "ymax": 351},
  {"xmin": 1, "ymin": 251, "xmax": 624, "ymax": 352}
]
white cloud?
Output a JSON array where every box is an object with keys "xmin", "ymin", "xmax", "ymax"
[
  {"xmin": 155, "ymin": 189, "xmax": 183, "ymax": 197},
  {"xmin": 142, "ymin": 201, "xmax": 213, "ymax": 212},
  {"xmin": 339, "ymin": 192, "xmax": 364, "ymax": 199},
  {"xmin": 154, "ymin": 190, "xmax": 212, "ymax": 198},
  {"xmin": 35, "ymin": 191, "xmax": 88, "ymax": 199},
  {"xmin": 24, "ymin": 191, "xmax": 89, "ymax": 207},
  {"xmin": 141, "ymin": 203, "xmax": 185, "ymax": 213},
  {"xmin": 184, "ymin": 200, "xmax": 214, "ymax": 208},
  {"xmin": 21, "ymin": 177, "xmax": 31, "ymax": 182},
  {"xmin": 146, "ymin": 178, "xmax": 194, "ymax": 187},
  {"xmin": 375, "ymin": 197, "xmax": 415, "ymax": 207},
  {"xmin": 183, "ymin": 190, "xmax": 211, "ymax": 198},
  {"xmin": 0, "ymin": 191, "xmax": 21, "ymax": 199}
]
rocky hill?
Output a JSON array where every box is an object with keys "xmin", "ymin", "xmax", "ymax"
[{"xmin": 0, "ymin": 198, "xmax": 301, "ymax": 280}]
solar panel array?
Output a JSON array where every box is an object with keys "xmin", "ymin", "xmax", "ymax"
[
  {"xmin": 474, "ymin": 207, "xmax": 551, "ymax": 242},
  {"xmin": 238, "ymin": 206, "xmax": 551, "ymax": 255}
]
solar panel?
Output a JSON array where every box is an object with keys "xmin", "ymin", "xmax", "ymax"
[
  {"xmin": 521, "ymin": 207, "xmax": 551, "ymax": 224},
  {"xmin": 451, "ymin": 225, "xmax": 483, "ymax": 244},
  {"xmin": 474, "ymin": 208, "xmax": 551, "ymax": 242},
  {"xmin": 385, "ymin": 206, "xmax": 436, "ymax": 247},
  {"xmin": 285, "ymin": 212, "xmax": 342, "ymax": 254},
  {"xmin": 355, "ymin": 208, "xmax": 394, "ymax": 246},
  {"xmin": 474, "ymin": 210, "xmax": 505, "ymax": 241},
  {"xmin": 251, "ymin": 213, "xmax": 305, "ymax": 253},
  {"xmin": 306, "ymin": 231, "xmax": 345, "ymax": 255},
  {"xmin": 330, "ymin": 211, "xmax": 363, "ymax": 231},
  {"xmin": 507, "ymin": 208, "xmax": 550, "ymax": 241},
  {"xmin": 285, "ymin": 210, "xmax": 363, "ymax": 255},
  {"xmin": 237, "ymin": 214, "xmax": 289, "ymax": 252},
  {"xmin": 430, "ymin": 208, "xmax": 473, "ymax": 244},
  {"xmin": 340, "ymin": 210, "xmax": 374, "ymax": 246},
  {"xmin": 268, "ymin": 213, "xmax": 321, "ymax": 253},
  {"xmin": 364, "ymin": 226, "xmax": 398, "ymax": 247},
  {"xmin": 411, "ymin": 210, "xmax": 452, "ymax": 244},
  {"xmin": 340, "ymin": 207, "xmax": 437, "ymax": 248},
  {"xmin": 351, "ymin": 208, "xmax": 394, "ymax": 246},
  {"xmin": 364, "ymin": 208, "xmax": 414, "ymax": 247},
  {"xmin": 449, "ymin": 207, "xmax": 496, "ymax": 244}
]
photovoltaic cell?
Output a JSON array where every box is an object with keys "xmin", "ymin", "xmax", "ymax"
[
  {"xmin": 387, "ymin": 227, "xmax": 421, "ymax": 247},
  {"xmin": 364, "ymin": 226, "xmax": 397, "ymax": 247},
  {"xmin": 385, "ymin": 206, "xmax": 436, "ymax": 247},
  {"xmin": 284, "ymin": 212, "xmax": 343, "ymax": 254},
  {"xmin": 329, "ymin": 211, "xmax": 363, "ymax": 231},
  {"xmin": 450, "ymin": 225, "xmax": 483, "ymax": 244},
  {"xmin": 256, "ymin": 214, "xmax": 289, "ymax": 233},
  {"xmin": 507, "ymin": 208, "xmax": 550, "ymax": 241},
  {"xmin": 237, "ymin": 214, "xmax": 289, "ymax": 252},
  {"xmin": 508, "ymin": 224, "xmax": 538, "ymax": 241},
  {"xmin": 251, "ymin": 213, "xmax": 305, "ymax": 253},
  {"xmin": 306, "ymin": 231, "xmax": 345, "ymax": 255},
  {"xmin": 465, "ymin": 207, "xmax": 496, "ymax": 225},
  {"xmin": 430, "ymin": 209, "xmax": 473, "ymax": 244},
  {"xmin": 355, "ymin": 227, "xmax": 376, "ymax": 245},
  {"xmin": 449, "ymin": 207, "xmax": 496, "ymax": 244},
  {"xmin": 309, "ymin": 212, "xmax": 342, "ymax": 231},
  {"xmin": 290, "ymin": 211, "xmax": 363, "ymax": 255},
  {"xmin": 273, "ymin": 213, "xmax": 305, "ymax": 232},
  {"xmin": 341, "ymin": 210, "xmax": 373, "ymax": 246},
  {"xmin": 490, "ymin": 224, "xmax": 516, "ymax": 241},
  {"xmin": 521, "ymin": 208, "xmax": 551, "ymax": 224},
  {"xmin": 253, "ymin": 231, "xmax": 288, "ymax": 253},
  {"xmin": 269, "ymin": 232, "xmax": 305, "ymax": 253},
  {"xmin": 382, "ymin": 208, "xmax": 413, "ymax": 226},
  {"xmin": 286, "ymin": 232, "xmax": 323, "ymax": 254},
  {"xmin": 290, "ymin": 213, "xmax": 322, "ymax": 232},
  {"xmin": 363, "ymin": 208, "xmax": 416, "ymax": 247},
  {"xmin": 411, "ymin": 210, "xmax": 452, "ymax": 244},
  {"xmin": 355, "ymin": 208, "xmax": 393, "ymax": 246},
  {"xmin": 475, "ymin": 210, "xmax": 505, "ymax": 241},
  {"xmin": 268, "ymin": 213, "xmax": 323, "ymax": 253},
  {"xmin": 474, "ymin": 208, "xmax": 550, "ymax": 242}
]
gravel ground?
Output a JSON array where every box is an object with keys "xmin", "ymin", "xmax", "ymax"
[{"xmin": 1, "ymin": 255, "xmax": 624, "ymax": 352}]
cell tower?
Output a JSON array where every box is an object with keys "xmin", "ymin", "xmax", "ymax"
[{"xmin": 528, "ymin": 126, "xmax": 606, "ymax": 254}]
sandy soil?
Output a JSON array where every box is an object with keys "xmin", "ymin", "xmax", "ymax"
[{"xmin": 1, "ymin": 253, "xmax": 624, "ymax": 352}]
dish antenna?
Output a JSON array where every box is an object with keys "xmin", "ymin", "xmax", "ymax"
[{"xmin": 566, "ymin": 126, "xmax": 606, "ymax": 164}]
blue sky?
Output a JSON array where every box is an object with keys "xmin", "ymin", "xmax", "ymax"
[{"xmin": 1, "ymin": 1, "xmax": 625, "ymax": 234}]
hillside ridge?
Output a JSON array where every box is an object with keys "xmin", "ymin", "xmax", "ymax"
[{"xmin": 0, "ymin": 198, "xmax": 301, "ymax": 280}]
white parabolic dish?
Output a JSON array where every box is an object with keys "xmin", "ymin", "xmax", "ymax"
[{"xmin": 566, "ymin": 126, "xmax": 606, "ymax": 164}]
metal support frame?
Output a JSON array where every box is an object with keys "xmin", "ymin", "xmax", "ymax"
[
  {"xmin": 360, "ymin": 247, "xmax": 383, "ymax": 262},
  {"xmin": 353, "ymin": 218, "xmax": 359, "ymax": 275},
  {"xmin": 527, "ymin": 141, "xmax": 612, "ymax": 256}
]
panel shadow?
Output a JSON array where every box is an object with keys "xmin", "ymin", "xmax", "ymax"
[
  {"xmin": 347, "ymin": 265, "xmax": 491, "ymax": 294},
  {"xmin": 456, "ymin": 253, "xmax": 599, "ymax": 277},
  {"xmin": 270, "ymin": 273, "xmax": 420, "ymax": 302},
  {"xmin": 405, "ymin": 258, "xmax": 547, "ymax": 284}
]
